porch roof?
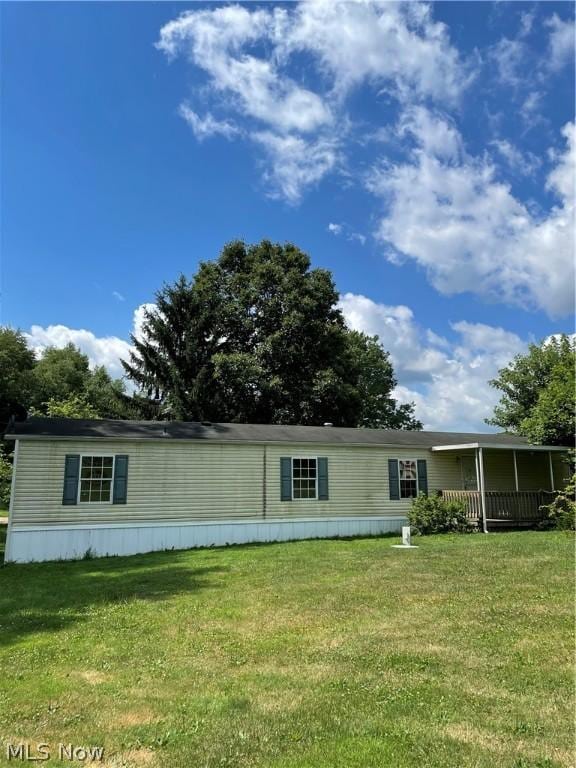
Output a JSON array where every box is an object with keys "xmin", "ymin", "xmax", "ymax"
[{"xmin": 430, "ymin": 443, "xmax": 568, "ymax": 452}]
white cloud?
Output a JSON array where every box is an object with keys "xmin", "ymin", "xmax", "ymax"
[
  {"xmin": 157, "ymin": 1, "xmax": 471, "ymax": 202},
  {"xmin": 545, "ymin": 14, "xmax": 575, "ymax": 72},
  {"xmin": 112, "ymin": 291, "xmax": 126, "ymax": 302},
  {"xmin": 369, "ymin": 115, "xmax": 575, "ymax": 317},
  {"xmin": 348, "ymin": 232, "xmax": 366, "ymax": 246},
  {"xmin": 132, "ymin": 303, "xmax": 157, "ymax": 345},
  {"xmin": 327, "ymin": 221, "xmax": 366, "ymax": 245},
  {"xmin": 24, "ymin": 295, "xmax": 534, "ymax": 432},
  {"xmin": 518, "ymin": 9, "xmax": 536, "ymax": 39},
  {"xmin": 489, "ymin": 37, "xmax": 526, "ymax": 86},
  {"xmin": 339, "ymin": 292, "xmax": 528, "ymax": 432},
  {"xmin": 24, "ymin": 304, "xmax": 155, "ymax": 380},
  {"xmin": 285, "ymin": 0, "xmax": 471, "ymax": 104},
  {"xmin": 25, "ymin": 325, "xmax": 132, "ymax": 380},
  {"xmin": 547, "ymin": 122, "xmax": 576, "ymax": 200},
  {"xmin": 179, "ymin": 104, "xmax": 240, "ymax": 141},
  {"xmin": 157, "ymin": 5, "xmax": 332, "ymax": 135},
  {"xmin": 252, "ymin": 131, "xmax": 339, "ymax": 203},
  {"xmin": 398, "ymin": 105, "xmax": 463, "ymax": 161},
  {"xmin": 490, "ymin": 139, "xmax": 541, "ymax": 176}
]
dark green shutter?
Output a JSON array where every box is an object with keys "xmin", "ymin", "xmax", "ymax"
[
  {"xmin": 280, "ymin": 457, "xmax": 292, "ymax": 501},
  {"xmin": 318, "ymin": 457, "xmax": 329, "ymax": 500},
  {"xmin": 388, "ymin": 459, "xmax": 400, "ymax": 500},
  {"xmin": 113, "ymin": 455, "xmax": 129, "ymax": 504},
  {"xmin": 62, "ymin": 454, "xmax": 80, "ymax": 505},
  {"xmin": 417, "ymin": 460, "xmax": 428, "ymax": 495}
]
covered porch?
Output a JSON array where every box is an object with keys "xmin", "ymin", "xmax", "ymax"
[{"xmin": 432, "ymin": 442, "xmax": 568, "ymax": 531}]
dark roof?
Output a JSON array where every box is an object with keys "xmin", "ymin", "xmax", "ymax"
[{"xmin": 4, "ymin": 417, "xmax": 551, "ymax": 449}]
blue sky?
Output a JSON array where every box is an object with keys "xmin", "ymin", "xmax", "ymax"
[{"xmin": 1, "ymin": 1, "xmax": 574, "ymax": 431}]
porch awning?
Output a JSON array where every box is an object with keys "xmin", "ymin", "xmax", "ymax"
[{"xmin": 430, "ymin": 443, "xmax": 569, "ymax": 452}]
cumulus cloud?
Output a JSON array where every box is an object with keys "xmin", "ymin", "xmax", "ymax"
[
  {"xmin": 24, "ymin": 304, "xmax": 156, "ymax": 380},
  {"xmin": 155, "ymin": 3, "xmax": 573, "ymax": 317},
  {"xmin": 369, "ymin": 115, "xmax": 575, "ymax": 317},
  {"xmin": 545, "ymin": 13, "xmax": 575, "ymax": 72},
  {"xmin": 398, "ymin": 105, "xmax": 463, "ymax": 162},
  {"xmin": 156, "ymin": 1, "xmax": 470, "ymax": 202},
  {"xmin": 157, "ymin": 5, "xmax": 333, "ymax": 134},
  {"xmin": 339, "ymin": 292, "xmax": 528, "ymax": 432},
  {"xmin": 23, "ymin": 295, "xmax": 535, "ymax": 432},
  {"xmin": 252, "ymin": 131, "xmax": 339, "ymax": 203},
  {"xmin": 284, "ymin": 0, "xmax": 471, "ymax": 104}
]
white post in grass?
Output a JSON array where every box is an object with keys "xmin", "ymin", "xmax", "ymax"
[
  {"xmin": 478, "ymin": 447, "xmax": 488, "ymax": 534},
  {"xmin": 513, "ymin": 450, "xmax": 519, "ymax": 492},
  {"xmin": 392, "ymin": 525, "xmax": 418, "ymax": 549}
]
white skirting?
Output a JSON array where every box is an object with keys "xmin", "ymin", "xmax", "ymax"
[{"xmin": 5, "ymin": 516, "xmax": 406, "ymax": 563}]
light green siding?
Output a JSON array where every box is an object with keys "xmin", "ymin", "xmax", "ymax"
[
  {"xmin": 10, "ymin": 438, "xmax": 569, "ymax": 528},
  {"xmin": 265, "ymin": 444, "xmax": 462, "ymax": 518},
  {"xmin": 11, "ymin": 439, "xmax": 264, "ymax": 526}
]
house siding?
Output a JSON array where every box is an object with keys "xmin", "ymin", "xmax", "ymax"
[
  {"xmin": 10, "ymin": 440, "xmax": 568, "ymax": 529},
  {"xmin": 264, "ymin": 444, "xmax": 462, "ymax": 518},
  {"xmin": 6, "ymin": 436, "xmax": 570, "ymax": 562},
  {"xmin": 11, "ymin": 438, "xmax": 466, "ymax": 528},
  {"xmin": 10, "ymin": 439, "xmax": 264, "ymax": 527}
]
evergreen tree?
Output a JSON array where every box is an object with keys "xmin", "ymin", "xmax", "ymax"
[{"xmin": 123, "ymin": 240, "xmax": 420, "ymax": 429}]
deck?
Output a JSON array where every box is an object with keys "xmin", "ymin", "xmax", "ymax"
[{"xmin": 440, "ymin": 489, "xmax": 556, "ymax": 529}]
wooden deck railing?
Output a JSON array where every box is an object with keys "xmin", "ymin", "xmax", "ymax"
[{"xmin": 440, "ymin": 489, "xmax": 556, "ymax": 527}]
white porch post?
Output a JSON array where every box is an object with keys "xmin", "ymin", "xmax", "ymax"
[
  {"xmin": 478, "ymin": 447, "xmax": 488, "ymax": 534},
  {"xmin": 513, "ymin": 450, "xmax": 519, "ymax": 492},
  {"xmin": 548, "ymin": 451, "xmax": 555, "ymax": 491}
]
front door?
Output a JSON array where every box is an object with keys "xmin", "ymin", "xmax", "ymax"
[{"xmin": 462, "ymin": 456, "xmax": 478, "ymax": 490}]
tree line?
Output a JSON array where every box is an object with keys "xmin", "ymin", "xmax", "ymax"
[{"xmin": 1, "ymin": 240, "xmax": 574, "ymax": 447}]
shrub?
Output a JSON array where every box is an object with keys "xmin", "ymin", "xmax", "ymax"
[
  {"xmin": 539, "ymin": 474, "xmax": 576, "ymax": 531},
  {"xmin": 408, "ymin": 492, "xmax": 470, "ymax": 535},
  {"xmin": 0, "ymin": 452, "xmax": 12, "ymax": 510}
]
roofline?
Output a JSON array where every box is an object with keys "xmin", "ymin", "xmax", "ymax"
[
  {"xmin": 431, "ymin": 443, "xmax": 570, "ymax": 452},
  {"xmin": 5, "ymin": 433, "xmax": 571, "ymax": 452},
  {"xmin": 4, "ymin": 434, "xmax": 438, "ymax": 449}
]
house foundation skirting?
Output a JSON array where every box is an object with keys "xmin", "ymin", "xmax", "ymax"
[{"xmin": 5, "ymin": 516, "xmax": 407, "ymax": 563}]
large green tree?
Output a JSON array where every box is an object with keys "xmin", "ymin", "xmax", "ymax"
[
  {"xmin": 31, "ymin": 345, "xmax": 132, "ymax": 419},
  {"xmin": 348, "ymin": 331, "xmax": 422, "ymax": 430},
  {"xmin": 32, "ymin": 344, "xmax": 91, "ymax": 408},
  {"xmin": 488, "ymin": 334, "xmax": 575, "ymax": 446},
  {"xmin": 123, "ymin": 240, "xmax": 420, "ymax": 429},
  {"xmin": 0, "ymin": 327, "xmax": 36, "ymax": 419}
]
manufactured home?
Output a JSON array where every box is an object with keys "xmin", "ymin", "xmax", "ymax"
[{"xmin": 3, "ymin": 418, "xmax": 570, "ymax": 563}]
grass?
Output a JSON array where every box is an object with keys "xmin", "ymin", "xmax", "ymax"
[{"xmin": 0, "ymin": 532, "xmax": 573, "ymax": 768}]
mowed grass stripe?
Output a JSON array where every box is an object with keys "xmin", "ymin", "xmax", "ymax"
[{"xmin": 0, "ymin": 531, "xmax": 573, "ymax": 768}]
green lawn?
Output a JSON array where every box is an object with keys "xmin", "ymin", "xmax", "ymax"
[{"xmin": 0, "ymin": 532, "xmax": 573, "ymax": 768}]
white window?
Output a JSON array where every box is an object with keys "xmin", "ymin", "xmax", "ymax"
[
  {"xmin": 399, "ymin": 459, "xmax": 418, "ymax": 499},
  {"xmin": 292, "ymin": 458, "xmax": 317, "ymax": 500},
  {"xmin": 79, "ymin": 456, "xmax": 114, "ymax": 503}
]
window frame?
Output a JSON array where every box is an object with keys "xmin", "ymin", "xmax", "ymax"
[
  {"xmin": 77, "ymin": 454, "xmax": 116, "ymax": 505},
  {"xmin": 291, "ymin": 456, "xmax": 318, "ymax": 501},
  {"xmin": 397, "ymin": 458, "xmax": 419, "ymax": 500}
]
